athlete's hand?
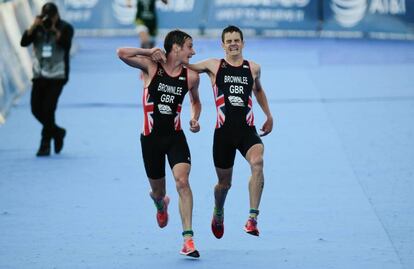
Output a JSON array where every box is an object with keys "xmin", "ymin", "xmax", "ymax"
[
  {"xmin": 259, "ymin": 116, "xmax": 273, "ymax": 137},
  {"xmin": 189, "ymin": 119, "xmax": 200, "ymax": 133},
  {"xmin": 150, "ymin": 48, "xmax": 166, "ymax": 64}
]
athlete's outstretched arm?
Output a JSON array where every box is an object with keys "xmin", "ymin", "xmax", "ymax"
[
  {"xmin": 187, "ymin": 59, "xmax": 220, "ymax": 84},
  {"xmin": 187, "ymin": 59, "xmax": 220, "ymax": 74},
  {"xmin": 188, "ymin": 70, "xmax": 201, "ymax": 133},
  {"xmin": 251, "ymin": 62, "xmax": 273, "ymax": 137},
  {"xmin": 117, "ymin": 47, "xmax": 166, "ymax": 73}
]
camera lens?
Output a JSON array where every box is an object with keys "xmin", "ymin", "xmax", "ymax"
[{"xmin": 42, "ymin": 15, "xmax": 52, "ymax": 29}]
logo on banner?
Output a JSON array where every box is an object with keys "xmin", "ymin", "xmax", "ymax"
[
  {"xmin": 369, "ymin": 0, "xmax": 406, "ymax": 15},
  {"xmin": 331, "ymin": 0, "xmax": 407, "ymax": 28},
  {"xmin": 331, "ymin": 0, "xmax": 367, "ymax": 28},
  {"xmin": 112, "ymin": 0, "xmax": 136, "ymax": 25}
]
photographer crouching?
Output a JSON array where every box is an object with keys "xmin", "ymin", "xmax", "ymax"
[{"xmin": 21, "ymin": 2, "xmax": 74, "ymax": 156}]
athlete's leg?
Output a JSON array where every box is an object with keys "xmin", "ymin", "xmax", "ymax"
[
  {"xmin": 214, "ymin": 167, "xmax": 233, "ymax": 210},
  {"xmin": 245, "ymin": 143, "xmax": 265, "ymax": 212},
  {"xmin": 172, "ymin": 163, "xmax": 200, "ymax": 258},
  {"xmin": 148, "ymin": 176, "xmax": 169, "ymax": 228},
  {"xmin": 243, "ymin": 143, "xmax": 264, "ymax": 236},
  {"xmin": 141, "ymin": 133, "xmax": 169, "ymax": 227},
  {"xmin": 172, "ymin": 163, "xmax": 193, "ymax": 231},
  {"xmin": 148, "ymin": 176, "xmax": 166, "ymax": 200},
  {"xmin": 139, "ymin": 31, "xmax": 152, "ymax": 48},
  {"xmin": 136, "ymin": 24, "xmax": 153, "ymax": 48}
]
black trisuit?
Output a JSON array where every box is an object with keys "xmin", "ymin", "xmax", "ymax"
[
  {"xmin": 140, "ymin": 63, "xmax": 191, "ymax": 179},
  {"xmin": 213, "ymin": 59, "xmax": 263, "ymax": 169}
]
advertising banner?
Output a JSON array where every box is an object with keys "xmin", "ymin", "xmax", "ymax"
[
  {"xmin": 53, "ymin": 0, "xmax": 134, "ymax": 35},
  {"xmin": 322, "ymin": 0, "xmax": 414, "ymax": 39},
  {"xmin": 54, "ymin": 0, "xmax": 205, "ymax": 35},
  {"xmin": 35, "ymin": 0, "xmax": 414, "ymax": 39},
  {"xmin": 54, "ymin": 0, "xmax": 321, "ymax": 37},
  {"xmin": 204, "ymin": 0, "xmax": 320, "ymax": 36}
]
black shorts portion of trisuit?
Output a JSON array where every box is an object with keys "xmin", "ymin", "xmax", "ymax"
[
  {"xmin": 213, "ymin": 126, "xmax": 263, "ymax": 169},
  {"xmin": 140, "ymin": 130, "xmax": 191, "ymax": 179}
]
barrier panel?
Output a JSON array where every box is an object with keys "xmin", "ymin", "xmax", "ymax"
[
  {"xmin": 0, "ymin": 0, "xmax": 33, "ymax": 123},
  {"xmin": 0, "ymin": 0, "xmax": 41, "ymax": 124}
]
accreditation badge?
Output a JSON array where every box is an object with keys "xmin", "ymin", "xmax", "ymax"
[{"xmin": 42, "ymin": 44, "xmax": 52, "ymax": 58}]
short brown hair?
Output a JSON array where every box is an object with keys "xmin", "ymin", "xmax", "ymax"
[
  {"xmin": 164, "ymin": 30, "xmax": 192, "ymax": 56},
  {"xmin": 221, "ymin": 25, "xmax": 243, "ymax": 43}
]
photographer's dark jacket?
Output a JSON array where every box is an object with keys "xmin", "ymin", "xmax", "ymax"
[{"xmin": 21, "ymin": 19, "xmax": 74, "ymax": 83}]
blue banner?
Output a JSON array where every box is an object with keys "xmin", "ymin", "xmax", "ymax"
[
  {"xmin": 55, "ymin": 0, "xmax": 135, "ymax": 30},
  {"xmin": 52, "ymin": 0, "xmax": 414, "ymax": 40},
  {"xmin": 322, "ymin": 0, "xmax": 414, "ymax": 39},
  {"xmin": 55, "ymin": 0, "xmax": 206, "ymax": 34},
  {"xmin": 204, "ymin": 0, "xmax": 320, "ymax": 34}
]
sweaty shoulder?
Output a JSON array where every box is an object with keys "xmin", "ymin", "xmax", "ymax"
[
  {"xmin": 208, "ymin": 58, "xmax": 221, "ymax": 70},
  {"xmin": 248, "ymin": 60, "xmax": 261, "ymax": 80}
]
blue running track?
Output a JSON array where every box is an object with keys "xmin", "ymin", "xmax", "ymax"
[{"xmin": 1, "ymin": 36, "xmax": 414, "ymax": 269}]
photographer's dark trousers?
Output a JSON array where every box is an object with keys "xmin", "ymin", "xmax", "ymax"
[{"xmin": 31, "ymin": 79, "xmax": 65, "ymax": 142}]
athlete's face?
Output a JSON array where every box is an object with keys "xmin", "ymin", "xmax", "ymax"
[
  {"xmin": 176, "ymin": 38, "xmax": 195, "ymax": 65},
  {"xmin": 222, "ymin": 32, "xmax": 244, "ymax": 56}
]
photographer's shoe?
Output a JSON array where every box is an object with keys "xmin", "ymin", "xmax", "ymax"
[
  {"xmin": 36, "ymin": 139, "xmax": 51, "ymax": 157},
  {"xmin": 54, "ymin": 128, "xmax": 66, "ymax": 154}
]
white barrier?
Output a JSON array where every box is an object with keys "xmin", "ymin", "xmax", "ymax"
[
  {"xmin": 0, "ymin": 1, "xmax": 33, "ymax": 85},
  {"xmin": 0, "ymin": 77, "xmax": 5, "ymax": 124},
  {"xmin": 0, "ymin": 0, "xmax": 39, "ymax": 124}
]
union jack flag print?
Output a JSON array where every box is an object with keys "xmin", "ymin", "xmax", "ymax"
[
  {"xmin": 174, "ymin": 104, "xmax": 182, "ymax": 131},
  {"xmin": 142, "ymin": 87, "xmax": 154, "ymax": 136},
  {"xmin": 214, "ymin": 84, "xmax": 226, "ymax": 128},
  {"xmin": 246, "ymin": 95, "xmax": 254, "ymax": 126}
]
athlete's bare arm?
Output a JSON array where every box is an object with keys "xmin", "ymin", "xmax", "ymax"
[
  {"xmin": 117, "ymin": 47, "xmax": 166, "ymax": 72},
  {"xmin": 250, "ymin": 61, "xmax": 273, "ymax": 137},
  {"xmin": 187, "ymin": 69, "xmax": 201, "ymax": 133},
  {"xmin": 117, "ymin": 47, "xmax": 166, "ymax": 84},
  {"xmin": 187, "ymin": 59, "xmax": 220, "ymax": 83}
]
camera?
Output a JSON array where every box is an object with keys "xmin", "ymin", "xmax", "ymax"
[{"xmin": 41, "ymin": 14, "xmax": 53, "ymax": 30}]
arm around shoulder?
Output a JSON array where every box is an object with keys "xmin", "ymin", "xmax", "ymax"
[{"xmin": 187, "ymin": 58, "xmax": 220, "ymax": 74}]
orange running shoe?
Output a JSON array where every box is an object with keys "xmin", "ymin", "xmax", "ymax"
[
  {"xmin": 244, "ymin": 218, "xmax": 259, "ymax": 236},
  {"xmin": 180, "ymin": 237, "xmax": 200, "ymax": 258},
  {"xmin": 155, "ymin": 196, "xmax": 169, "ymax": 228},
  {"xmin": 211, "ymin": 214, "xmax": 224, "ymax": 239}
]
